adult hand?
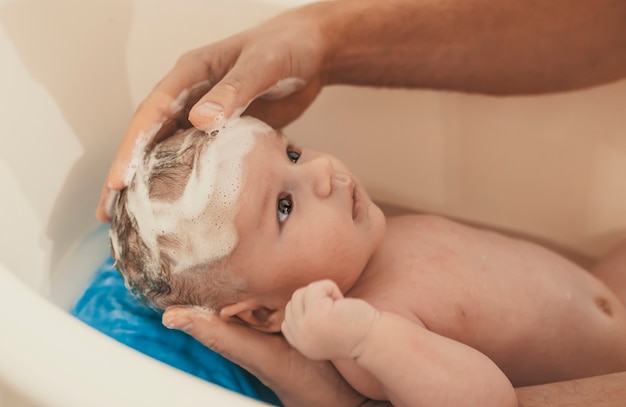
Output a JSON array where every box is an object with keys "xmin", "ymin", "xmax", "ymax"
[
  {"xmin": 96, "ymin": 3, "xmax": 328, "ymax": 221},
  {"xmin": 162, "ymin": 306, "xmax": 373, "ymax": 407}
]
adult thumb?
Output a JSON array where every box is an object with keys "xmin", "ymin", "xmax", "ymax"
[{"xmin": 188, "ymin": 53, "xmax": 287, "ymax": 131}]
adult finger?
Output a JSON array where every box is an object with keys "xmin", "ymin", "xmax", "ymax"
[
  {"xmin": 290, "ymin": 285, "xmax": 307, "ymax": 316},
  {"xmin": 96, "ymin": 91, "xmax": 185, "ymax": 221},
  {"xmin": 96, "ymin": 62, "xmax": 219, "ymax": 221},
  {"xmin": 188, "ymin": 47, "xmax": 296, "ymax": 131},
  {"xmin": 106, "ymin": 84, "xmax": 206, "ymax": 190},
  {"xmin": 102, "ymin": 39, "xmax": 237, "ymax": 191},
  {"xmin": 96, "ymin": 182, "xmax": 117, "ymax": 222}
]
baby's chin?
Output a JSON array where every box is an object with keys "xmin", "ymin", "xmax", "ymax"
[
  {"xmin": 374, "ymin": 201, "xmax": 415, "ymax": 218},
  {"xmin": 366, "ymin": 201, "xmax": 388, "ymax": 246}
]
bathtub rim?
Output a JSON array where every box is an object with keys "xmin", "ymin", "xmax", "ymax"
[{"xmin": 0, "ymin": 262, "xmax": 268, "ymax": 407}]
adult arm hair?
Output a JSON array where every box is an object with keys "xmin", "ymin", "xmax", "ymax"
[{"xmin": 314, "ymin": 0, "xmax": 626, "ymax": 94}]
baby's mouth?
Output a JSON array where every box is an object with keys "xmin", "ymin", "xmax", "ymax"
[{"xmin": 351, "ymin": 183, "xmax": 359, "ymax": 219}]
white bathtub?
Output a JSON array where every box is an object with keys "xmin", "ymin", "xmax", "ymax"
[{"xmin": 1, "ymin": 0, "xmax": 625, "ymax": 405}]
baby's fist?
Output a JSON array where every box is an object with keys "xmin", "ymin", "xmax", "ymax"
[{"xmin": 281, "ymin": 280, "xmax": 379, "ymax": 361}]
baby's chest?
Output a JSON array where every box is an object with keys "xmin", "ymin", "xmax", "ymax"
[
  {"xmin": 362, "ymin": 267, "xmax": 525, "ymax": 344},
  {"xmin": 358, "ymin": 215, "xmax": 612, "ymax": 356},
  {"xmin": 358, "ymin": 243, "xmax": 592, "ymax": 354}
]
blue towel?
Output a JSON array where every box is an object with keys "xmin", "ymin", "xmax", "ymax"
[{"xmin": 71, "ymin": 255, "xmax": 280, "ymax": 406}]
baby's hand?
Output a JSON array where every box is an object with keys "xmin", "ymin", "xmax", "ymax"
[{"xmin": 281, "ymin": 280, "xmax": 380, "ymax": 361}]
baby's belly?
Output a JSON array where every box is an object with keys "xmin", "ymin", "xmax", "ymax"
[
  {"xmin": 414, "ymin": 243, "xmax": 626, "ymax": 385},
  {"xmin": 451, "ymin": 287, "xmax": 622, "ymax": 384}
]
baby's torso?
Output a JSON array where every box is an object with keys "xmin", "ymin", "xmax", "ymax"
[{"xmin": 342, "ymin": 215, "xmax": 626, "ymax": 392}]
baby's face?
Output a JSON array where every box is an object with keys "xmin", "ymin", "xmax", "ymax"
[
  {"xmin": 119, "ymin": 116, "xmax": 385, "ymax": 312},
  {"xmin": 228, "ymin": 123, "xmax": 386, "ymax": 307}
]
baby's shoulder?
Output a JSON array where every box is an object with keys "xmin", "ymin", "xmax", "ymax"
[
  {"xmin": 369, "ymin": 214, "xmax": 468, "ymax": 275},
  {"xmin": 385, "ymin": 213, "xmax": 469, "ymax": 240},
  {"xmin": 376, "ymin": 213, "xmax": 490, "ymax": 269}
]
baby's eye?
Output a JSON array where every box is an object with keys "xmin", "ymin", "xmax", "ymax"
[
  {"xmin": 277, "ymin": 195, "xmax": 293, "ymax": 223},
  {"xmin": 287, "ymin": 147, "xmax": 301, "ymax": 163}
]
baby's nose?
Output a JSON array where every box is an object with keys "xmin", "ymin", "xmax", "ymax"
[{"xmin": 306, "ymin": 157, "xmax": 333, "ymax": 198}]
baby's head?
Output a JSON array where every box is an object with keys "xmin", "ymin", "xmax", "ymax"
[
  {"xmin": 109, "ymin": 118, "xmax": 264, "ymax": 311},
  {"xmin": 110, "ymin": 116, "xmax": 386, "ymax": 328}
]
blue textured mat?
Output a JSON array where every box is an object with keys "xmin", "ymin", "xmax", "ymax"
[{"xmin": 71, "ymin": 255, "xmax": 280, "ymax": 406}]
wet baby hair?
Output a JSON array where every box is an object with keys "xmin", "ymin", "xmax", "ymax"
[{"xmin": 109, "ymin": 126, "xmax": 248, "ymax": 311}]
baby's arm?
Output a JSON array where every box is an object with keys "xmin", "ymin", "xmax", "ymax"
[{"xmin": 282, "ymin": 280, "xmax": 517, "ymax": 407}]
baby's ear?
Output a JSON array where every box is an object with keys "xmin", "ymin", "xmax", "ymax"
[{"xmin": 220, "ymin": 301, "xmax": 284, "ymax": 333}]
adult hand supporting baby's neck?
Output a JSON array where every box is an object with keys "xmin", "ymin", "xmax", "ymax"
[{"xmin": 162, "ymin": 305, "xmax": 370, "ymax": 407}]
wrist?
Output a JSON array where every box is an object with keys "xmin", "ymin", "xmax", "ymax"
[
  {"xmin": 274, "ymin": 1, "xmax": 335, "ymax": 86},
  {"xmin": 350, "ymin": 308, "xmax": 383, "ymax": 361},
  {"xmin": 286, "ymin": 0, "xmax": 379, "ymax": 86},
  {"xmin": 353, "ymin": 311, "xmax": 417, "ymax": 370},
  {"xmin": 317, "ymin": 0, "xmax": 367, "ymax": 86},
  {"xmin": 316, "ymin": 0, "xmax": 427, "ymax": 87}
]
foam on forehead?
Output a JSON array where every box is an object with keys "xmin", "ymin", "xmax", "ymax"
[{"xmin": 124, "ymin": 116, "xmax": 273, "ymax": 276}]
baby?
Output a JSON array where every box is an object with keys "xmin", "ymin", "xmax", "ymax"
[{"xmin": 110, "ymin": 116, "xmax": 626, "ymax": 407}]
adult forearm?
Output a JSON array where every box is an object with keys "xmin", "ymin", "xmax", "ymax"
[
  {"xmin": 358, "ymin": 371, "xmax": 626, "ymax": 407},
  {"xmin": 516, "ymin": 371, "xmax": 626, "ymax": 407},
  {"xmin": 316, "ymin": 0, "xmax": 626, "ymax": 94}
]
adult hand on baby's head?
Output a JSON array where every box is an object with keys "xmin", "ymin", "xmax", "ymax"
[
  {"xmin": 282, "ymin": 280, "xmax": 380, "ymax": 362},
  {"xmin": 163, "ymin": 306, "xmax": 366, "ymax": 407},
  {"xmin": 95, "ymin": 94, "xmax": 196, "ymax": 221},
  {"xmin": 96, "ymin": 2, "xmax": 328, "ymax": 222}
]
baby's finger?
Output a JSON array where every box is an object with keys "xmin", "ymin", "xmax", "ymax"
[
  {"xmin": 280, "ymin": 314, "xmax": 295, "ymax": 347},
  {"xmin": 283, "ymin": 299, "xmax": 294, "ymax": 326},
  {"xmin": 282, "ymin": 299, "xmax": 303, "ymax": 347},
  {"xmin": 303, "ymin": 279, "xmax": 344, "ymax": 308},
  {"xmin": 290, "ymin": 285, "xmax": 308, "ymax": 316}
]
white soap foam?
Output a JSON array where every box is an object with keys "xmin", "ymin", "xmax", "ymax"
[
  {"xmin": 123, "ymin": 81, "xmax": 212, "ymax": 187},
  {"xmin": 260, "ymin": 77, "xmax": 306, "ymax": 100},
  {"xmin": 169, "ymin": 87, "xmax": 190, "ymax": 115},
  {"xmin": 122, "ymin": 116, "xmax": 273, "ymax": 277},
  {"xmin": 123, "ymin": 121, "xmax": 162, "ymax": 187},
  {"xmin": 193, "ymin": 77, "xmax": 305, "ymax": 133}
]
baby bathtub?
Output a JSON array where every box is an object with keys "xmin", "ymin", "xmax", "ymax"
[{"xmin": 1, "ymin": 0, "xmax": 625, "ymax": 405}]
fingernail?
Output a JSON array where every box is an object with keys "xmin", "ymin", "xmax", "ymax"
[
  {"xmin": 194, "ymin": 102, "xmax": 224, "ymax": 122},
  {"xmin": 163, "ymin": 315, "xmax": 193, "ymax": 332}
]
